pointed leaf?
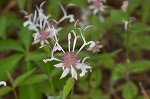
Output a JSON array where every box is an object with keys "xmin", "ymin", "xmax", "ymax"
[
  {"xmin": 62, "ymin": 78, "xmax": 75, "ymax": 99},
  {"xmin": 0, "ymin": 39, "xmax": 24, "ymax": 52},
  {"xmin": 0, "ymin": 86, "xmax": 12, "ymax": 96},
  {"xmin": 12, "ymin": 68, "xmax": 35, "ymax": 87},
  {"xmin": 0, "ymin": 54, "xmax": 23, "ymax": 81},
  {"xmin": 21, "ymin": 74, "xmax": 48, "ymax": 86}
]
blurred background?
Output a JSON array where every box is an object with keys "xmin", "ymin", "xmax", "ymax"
[{"xmin": 0, "ymin": 0, "xmax": 150, "ymax": 99}]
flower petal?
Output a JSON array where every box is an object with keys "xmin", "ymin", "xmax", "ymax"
[
  {"xmin": 54, "ymin": 63, "xmax": 64, "ymax": 68},
  {"xmin": 60, "ymin": 68, "xmax": 70, "ymax": 79},
  {"xmin": 71, "ymin": 66, "xmax": 77, "ymax": 80}
]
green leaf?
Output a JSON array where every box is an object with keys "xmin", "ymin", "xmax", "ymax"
[
  {"xmin": 0, "ymin": 16, "xmax": 7, "ymax": 38},
  {"xmin": 19, "ymin": 84, "xmax": 42, "ymax": 99},
  {"xmin": 111, "ymin": 64, "xmax": 126, "ymax": 82},
  {"xmin": 122, "ymin": 81, "xmax": 138, "ymax": 99},
  {"xmin": 128, "ymin": 0, "xmax": 141, "ymax": 14},
  {"xmin": 0, "ymin": 86, "xmax": 12, "ymax": 96},
  {"xmin": 90, "ymin": 70, "xmax": 102, "ymax": 88},
  {"xmin": 0, "ymin": 54, "xmax": 23, "ymax": 81},
  {"xmin": 129, "ymin": 23, "xmax": 150, "ymax": 33},
  {"xmin": 129, "ymin": 60, "xmax": 150, "ymax": 73},
  {"xmin": 17, "ymin": 0, "xmax": 26, "ymax": 9},
  {"xmin": 18, "ymin": 27, "xmax": 32, "ymax": 50},
  {"xmin": 91, "ymin": 49, "xmax": 121, "ymax": 68},
  {"xmin": 0, "ymin": 39, "xmax": 24, "ymax": 52},
  {"xmin": 89, "ymin": 89, "xmax": 103, "ymax": 99},
  {"xmin": 12, "ymin": 68, "xmax": 35, "ymax": 87},
  {"xmin": 26, "ymin": 51, "xmax": 46, "ymax": 61},
  {"xmin": 21, "ymin": 74, "xmax": 48, "ymax": 86},
  {"xmin": 110, "ymin": 10, "xmax": 127, "ymax": 24},
  {"xmin": 78, "ymin": 81, "xmax": 89, "ymax": 92},
  {"xmin": 62, "ymin": 78, "xmax": 75, "ymax": 99}
]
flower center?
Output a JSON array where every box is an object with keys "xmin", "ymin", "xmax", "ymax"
[
  {"xmin": 39, "ymin": 30, "xmax": 49, "ymax": 40},
  {"xmin": 62, "ymin": 52, "xmax": 78, "ymax": 68},
  {"xmin": 93, "ymin": 0, "xmax": 102, "ymax": 8}
]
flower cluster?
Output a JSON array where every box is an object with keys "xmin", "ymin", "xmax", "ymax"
[
  {"xmin": 23, "ymin": 2, "xmax": 75, "ymax": 46},
  {"xmin": 43, "ymin": 22, "xmax": 95, "ymax": 80},
  {"xmin": 23, "ymin": 2, "xmax": 95, "ymax": 80}
]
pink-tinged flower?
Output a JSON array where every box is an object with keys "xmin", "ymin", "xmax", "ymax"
[
  {"xmin": 88, "ymin": 0, "xmax": 106, "ymax": 14},
  {"xmin": 43, "ymin": 22, "xmax": 94, "ymax": 80},
  {"xmin": 0, "ymin": 81, "xmax": 6, "ymax": 86},
  {"xmin": 87, "ymin": 41, "xmax": 103, "ymax": 53},
  {"xmin": 22, "ymin": 2, "xmax": 75, "ymax": 46},
  {"xmin": 22, "ymin": 2, "xmax": 56, "ymax": 46},
  {"xmin": 121, "ymin": 0, "xmax": 128, "ymax": 12}
]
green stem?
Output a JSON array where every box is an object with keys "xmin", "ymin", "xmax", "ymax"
[
  {"xmin": 126, "ymin": 30, "xmax": 130, "ymax": 63},
  {"xmin": 12, "ymin": 88, "xmax": 18, "ymax": 99},
  {"xmin": 27, "ymin": 0, "xmax": 32, "ymax": 13}
]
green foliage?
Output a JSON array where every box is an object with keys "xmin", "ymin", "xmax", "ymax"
[
  {"xmin": 129, "ymin": 60, "xmax": 150, "ymax": 73},
  {"xmin": 21, "ymin": 74, "xmax": 48, "ymax": 86},
  {"xmin": 17, "ymin": 0, "xmax": 26, "ymax": 10},
  {"xmin": 62, "ymin": 78, "xmax": 75, "ymax": 99},
  {"xmin": 122, "ymin": 81, "xmax": 138, "ymax": 99},
  {"xmin": 90, "ymin": 70, "xmax": 102, "ymax": 88},
  {"xmin": 12, "ymin": 69, "xmax": 35, "ymax": 87},
  {"xmin": 0, "ymin": 39, "xmax": 24, "ymax": 52},
  {"xmin": 0, "ymin": 54, "xmax": 23, "ymax": 80},
  {"xmin": 89, "ymin": 89, "xmax": 103, "ymax": 99},
  {"xmin": 0, "ymin": 86, "xmax": 12, "ymax": 96}
]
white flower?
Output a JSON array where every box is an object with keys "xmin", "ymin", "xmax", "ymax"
[
  {"xmin": 88, "ymin": 0, "xmax": 106, "ymax": 14},
  {"xmin": 43, "ymin": 22, "xmax": 93, "ymax": 80},
  {"xmin": 22, "ymin": 2, "xmax": 57, "ymax": 46},
  {"xmin": 121, "ymin": 0, "xmax": 128, "ymax": 12},
  {"xmin": 0, "ymin": 81, "xmax": 6, "ymax": 86}
]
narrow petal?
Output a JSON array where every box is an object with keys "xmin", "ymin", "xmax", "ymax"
[
  {"xmin": 71, "ymin": 66, "xmax": 77, "ymax": 80},
  {"xmin": 54, "ymin": 63, "xmax": 64, "ymax": 68},
  {"xmin": 60, "ymin": 68, "xmax": 70, "ymax": 79}
]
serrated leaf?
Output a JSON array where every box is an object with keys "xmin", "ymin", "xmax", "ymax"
[
  {"xmin": 0, "ymin": 86, "xmax": 12, "ymax": 96},
  {"xmin": 0, "ymin": 39, "xmax": 24, "ymax": 52},
  {"xmin": 21, "ymin": 74, "xmax": 47, "ymax": 86},
  {"xmin": 123, "ymin": 81, "xmax": 138, "ymax": 99},
  {"xmin": 12, "ymin": 68, "xmax": 35, "ymax": 87},
  {"xmin": 62, "ymin": 78, "xmax": 75, "ymax": 99},
  {"xmin": 0, "ymin": 54, "xmax": 23, "ymax": 81}
]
